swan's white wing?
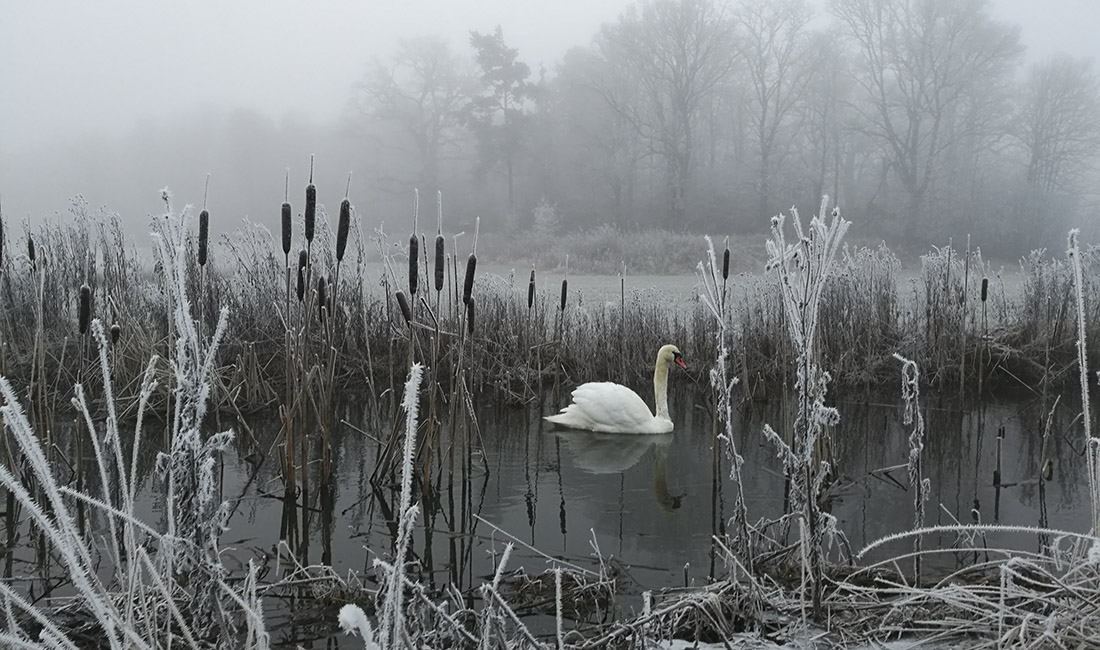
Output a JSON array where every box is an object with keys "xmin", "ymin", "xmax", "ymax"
[{"xmin": 546, "ymin": 382, "xmax": 658, "ymax": 433}]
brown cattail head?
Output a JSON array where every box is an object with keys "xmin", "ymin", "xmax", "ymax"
[
  {"xmin": 434, "ymin": 234, "xmax": 444, "ymax": 292},
  {"xmin": 317, "ymin": 276, "xmax": 327, "ymax": 322},
  {"xmin": 337, "ymin": 199, "xmax": 350, "ymax": 262},
  {"xmin": 198, "ymin": 209, "xmax": 209, "ymax": 266},
  {"xmin": 305, "ymin": 184, "xmax": 316, "ymax": 243},
  {"xmin": 527, "ymin": 268, "xmax": 535, "ymax": 310},
  {"xmin": 462, "ymin": 253, "xmax": 476, "ymax": 305},
  {"xmin": 981, "ymin": 277, "xmax": 988, "ymax": 303},
  {"xmin": 396, "ymin": 290, "xmax": 412, "ymax": 325},
  {"xmin": 722, "ymin": 246, "xmax": 730, "ymax": 281},
  {"xmin": 560, "ymin": 278, "xmax": 568, "ymax": 312},
  {"xmin": 78, "ymin": 284, "xmax": 91, "ymax": 335},
  {"xmin": 467, "ymin": 297, "xmax": 475, "ymax": 334},
  {"xmin": 408, "ymin": 235, "xmax": 419, "ymax": 295},
  {"xmin": 296, "ymin": 250, "xmax": 307, "ymax": 302},
  {"xmin": 281, "ymin": 202, "xmax": 292, "ymax": 256},
  {"xmin": 28, "ymin": 234, "xmax": 35, "ymax": 266},
  {"xmin": 110, "ymin": 323, "xmax": 121, "ymax": 344}
]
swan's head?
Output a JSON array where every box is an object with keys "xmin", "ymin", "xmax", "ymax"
[{"xmin": 658, "ymin": 344, "xmax": 687, "ymax": 370}]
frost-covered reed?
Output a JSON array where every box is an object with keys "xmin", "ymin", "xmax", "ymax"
[{"xmin": 0, "ymin": 200, "xmax": 268, "ymax": 648}]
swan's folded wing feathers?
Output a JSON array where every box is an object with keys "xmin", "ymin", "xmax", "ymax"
[{"xmin": 563, "ymin": 382, "xmax": 655, "ymax": 432}]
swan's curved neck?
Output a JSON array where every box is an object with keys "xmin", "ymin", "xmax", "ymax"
[{"xmin": 653, "ymin": 356, "xmax": 670, "ymax": 420}]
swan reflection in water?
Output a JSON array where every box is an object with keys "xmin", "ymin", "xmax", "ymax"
[{"xmin": 554, "ymin": 431, "xmax": 682, "ymax": 513}]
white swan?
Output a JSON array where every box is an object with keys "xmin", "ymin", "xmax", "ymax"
[{"xmin": 544, "ymin": 344, "xmax": 687, "ymax": 434}]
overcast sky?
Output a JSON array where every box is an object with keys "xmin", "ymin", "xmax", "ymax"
[{"xmin": 3, "ymin": 0, "xmax": 1099, "ymax": 156}]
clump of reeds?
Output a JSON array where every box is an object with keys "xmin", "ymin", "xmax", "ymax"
[{"xmin": 0, "ymin": 199, "xmax": 268, "ymax": 648}]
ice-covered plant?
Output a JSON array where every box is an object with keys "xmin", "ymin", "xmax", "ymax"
[
  {"xmin": 761, "ymin": 197, "xmax": 848, "ymax": 620},
  {"xmin": 894, "ymin": 353, "xmax": 930, "ymax": 582},
  {"xmin": 696, "ymin": 236, "xmax": 751, "ymax": 567},
  {"xmin": 1068, "ymin": 230, "xmax": 1100, "ymax": 535},
  {"xmin": 0, "ymin": 195, "xmax": 266, "ymax": 648},
  {"xmin": 375, "ymin": 362, "xmax": 424, "ymax": 648}
]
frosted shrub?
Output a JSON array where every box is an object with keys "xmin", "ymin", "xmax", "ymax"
[{"xmin": 761, "ymin": 197, "xmax": 848, "ymax": 620}]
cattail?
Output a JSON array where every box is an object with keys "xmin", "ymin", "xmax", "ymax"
[
  {"xmin": 296, "ymin": 250, "xmax": 307, "ymax": 302},
  {"xmin": 722, "ymin": 245, "xmax": 730, "ymax": 281},
  {"xmin": 462, "ymin": 253, "xmax": 476, "ymax": 305},
  {"xmin": 317, "ymin": 276, "xmax": 327, "ymax": 322},
  {"xmin": 198, "ymin": 209, "xmax": 209, "ymax": 266},
  {"xmin": 281, "ymin": 202, "xmax": 292, "ymax": 256},
  {"xmin": 409, "ymin": 235, "xmax": 419, "ymax": 295},
  {"xmin": 528, "ymin": 268, "xmax": 536, "ymax": 311},
  {"xmin": 337, "ymin": 199, "xmax": 350, "ymax": 262},
  {"xmin": 28, "ymin": 234, "xmax": 35, "ymax": 266},
  {"xmin": 78, "ymin": 284, "xmax": 91, "ymax": 335},
  {"xmin": 396, "ymin": 290, "xmax": 412, "ymax": 325},
  {"xmin": 467, "ymin": 297, "xmax": 475, "ymax": 334},
  {"xmin": 110, "ymin": 323, "xmax": 120, "ymax": 344},
  {"xmin": 981, "ymin": 277, "xmax": 988, "ymax": 302},
  {"xmin": 434, "ymin": 234, "xmax": 445, "ymax": 292},
  {"xmin": 560, "ymin": 278, "xmax": 568, "ymax": 312},
  {"xmin": 305, "ymin": 171, "xmax": 316, "ymax": 244}
]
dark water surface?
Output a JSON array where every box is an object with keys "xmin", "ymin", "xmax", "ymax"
[
  {"xmin": 208, "ymin": 384, "xmax": 1093, "ymax": 645},
  {"xmin": 7, "ymin": 382, "xmax": 1093, "ymax": 648}
]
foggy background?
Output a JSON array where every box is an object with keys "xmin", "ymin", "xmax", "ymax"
[{"xmin": 3, "ymin": 0, "xmax": 1099, "ymax": 259}]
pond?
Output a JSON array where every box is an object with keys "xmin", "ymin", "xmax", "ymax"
[{"xmin": 103, "ymin": 383, "xmax": 1088, "ymax": 647}]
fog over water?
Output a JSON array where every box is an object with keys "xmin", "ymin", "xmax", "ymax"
[{"xmin": 3, "ymin": 0, "xmax": 1100, "ymax": 255}]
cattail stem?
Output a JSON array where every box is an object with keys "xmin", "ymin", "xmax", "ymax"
[
  {"xmin": 198, "ymin": 209, "xmax": 209, "ymax": 267},
  {"xmin": 463, "ymin": 254, "xmax": 476, "ymax": 305},
  {"xmin": 434, "ymin": 235, "xmax": 445, "ymax": 294},
  {"xmin": 282, "ymin": 202, "xmax": 292, "ymax": 257},
  {"xmin": 396, "ymin": 290, "xmax": 412, "ymax": 326},
  {"xmin": 527, "ymin": 267, "xmax": 535, "ymax": 311},
  {"xmin": 305, "ymin": 156, "xmax": 316, "ymax": 244},
  {"xmin": 337, "ymin": 199, "xmax": 351, "ymax": 263},
  {"xmin": 296, "ymin": 250, "xmax": 307, "ymax": 302},
  {"xmin": 78, "ymin": 284, "xmax": 91, "ymax": 336},
  {"xmin": 409, "ymin": 235, "xmax": 419, "ymax": 296}
]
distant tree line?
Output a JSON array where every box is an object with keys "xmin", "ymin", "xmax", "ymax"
[{"xmin": 350, "ymin": 0, "xmax": 1100, "ymax": 256}]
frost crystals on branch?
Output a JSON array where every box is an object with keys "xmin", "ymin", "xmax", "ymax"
[{"xmin": 761, "ymin": 197, "xmax": 848, "ymax": 621}]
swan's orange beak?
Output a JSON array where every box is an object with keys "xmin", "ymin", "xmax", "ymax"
[{"xmin": 674, "ymin": 356, "xmax": 687, "ymax": 370}]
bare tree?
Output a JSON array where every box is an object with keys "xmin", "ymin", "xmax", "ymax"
[
  {"xmin": 467, "ymin": 26, "xmax": 534, "ymax": 219},
  {"xmin": 552, "ymin": 47, "xmax": 647, "ymax": 224},
  {"xmin": 353, "ymin": 36, "xmax": 474, "ymax": 195},
  {"xmin": 1020, "ymin": 55, "xmax": 1100, "ymax": 194},
  {"xmin": 735, "ymin": 0, "xmax": 814, "ymax": 220},
  {"xmin": 597, "ymin": 0, "xmax": 736, "ymax": 224},
  {"xmin": 830, "ymin": 0, "xmax": 1022, "ymax": 230}
]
